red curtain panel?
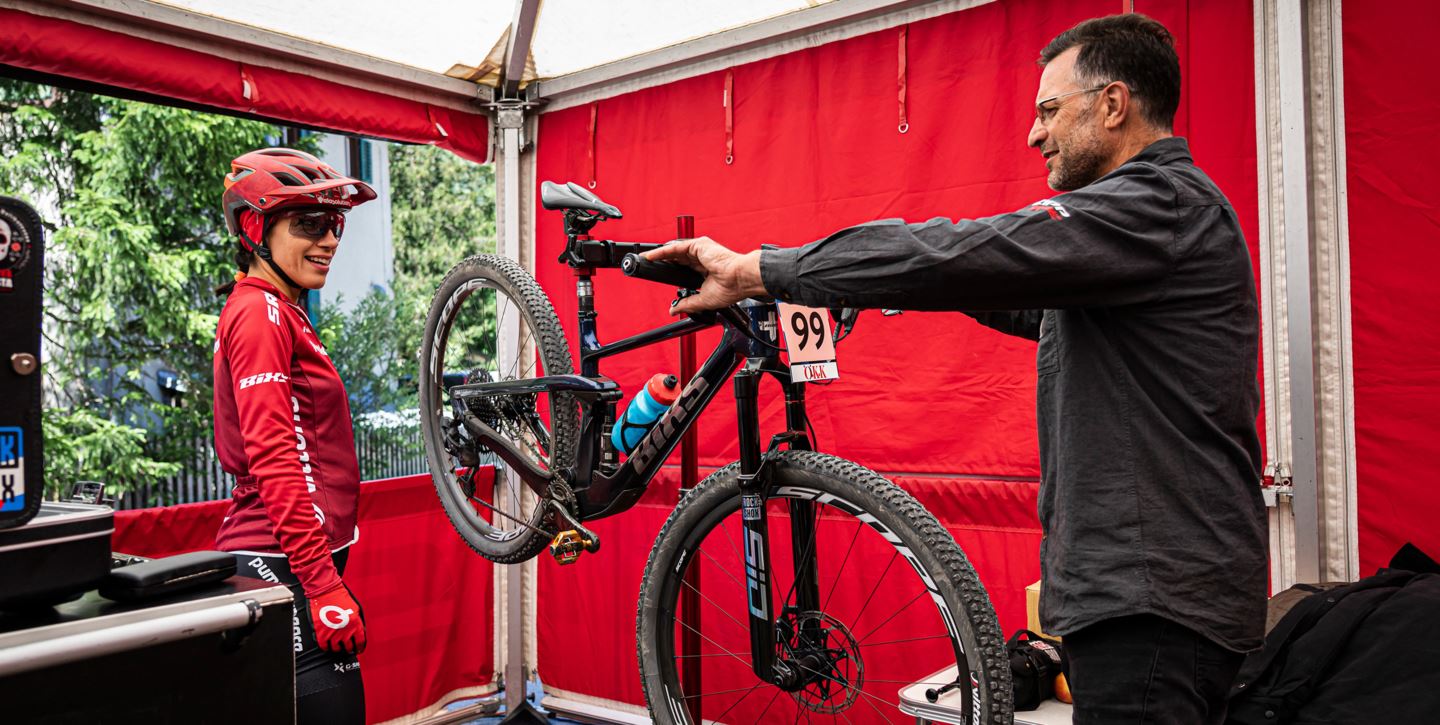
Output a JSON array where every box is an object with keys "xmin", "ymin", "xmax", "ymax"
[
  {"xmin": 1342, "ymin": 0, "xmax": 1440, "ymax": 575},
  {"xmin": 0, "ymin": 9, "xmax": 489, "ymax": 163}
]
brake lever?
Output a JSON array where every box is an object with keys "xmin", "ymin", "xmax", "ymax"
[
  {"xmin": 830, "ymin": 307, "xmax": 860, "ymax": 343},
  {"xmin": 718, "ymin": 304, "xmax": 784, "ymax": 352}
]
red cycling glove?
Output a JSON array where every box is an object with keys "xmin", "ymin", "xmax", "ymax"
[{"xmin": 309, "ymin": 583, "xmax": 366, "ymax": 655}]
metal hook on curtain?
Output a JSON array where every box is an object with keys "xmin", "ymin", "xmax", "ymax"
[
  {"xmin": 426, "ymin": 105, "xmax": 449, "ymax": 139},
  {"xmin": 724, "ymin": 70, "xmax": 735, "ymax": 165},
  {"xmin": 239, "ymin": 64, "xmax": 260, "ymax": 110},
  {"xmin": 587, "ymin": 102, "xmax": 598, "ymax": 188},
  {"xmin": 898, "ymin": 25, "xmax": 909, "ymax": 134}
]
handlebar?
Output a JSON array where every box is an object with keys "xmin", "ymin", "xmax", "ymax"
[
  {"xmin": 622, "ymin": 252, "xmax": 869, "ymax": 344},
  {"xmin": 620, "ymin": 253, "xmax": 706, "ymax": 289}
]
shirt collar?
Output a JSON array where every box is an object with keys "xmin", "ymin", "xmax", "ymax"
[
  {"xmin": 236, "ymin": 276, "xmax": 301, "ymax": 307},
  {"xmin": 1128, "ymin": 136, "xmax": 1192, "ymax": 166}
]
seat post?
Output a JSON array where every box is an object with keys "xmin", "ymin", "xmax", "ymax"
[{"xmin": 575, "ymin": 258, "xmax": 600, "ymax": 377}]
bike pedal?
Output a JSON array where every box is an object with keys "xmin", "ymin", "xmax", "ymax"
[{"xmin": 550, "ymin": 530, "xmax": 591, "ymax": 565}]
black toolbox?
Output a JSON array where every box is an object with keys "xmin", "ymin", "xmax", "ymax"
[
  {"xmin": 1, "ymin": 195, "xmax": 45, "ymax": 529},
  {"xmin": 0, "ymin": 501, "xmax": 113, "ymax": 610}
]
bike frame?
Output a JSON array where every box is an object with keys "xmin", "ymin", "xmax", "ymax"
[{"xmin": 445, "ymin": 231, "xmax": 828, "ymax": 686}]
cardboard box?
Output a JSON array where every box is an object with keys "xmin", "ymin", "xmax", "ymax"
[{"xmin": 1025, "ymin": 580, "xmax": 1061, "ymax": 642}]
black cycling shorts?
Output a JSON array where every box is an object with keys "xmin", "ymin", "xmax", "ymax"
[{"xmin": 232, "ymin": 550, "xmax": 365, "ymax": 725}]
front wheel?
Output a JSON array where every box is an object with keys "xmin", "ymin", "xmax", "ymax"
[{"xmin": 637, "ymin": 451, "xmax": 1012, "ymax": 724}]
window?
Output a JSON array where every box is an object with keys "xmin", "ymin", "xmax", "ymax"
[{"xmin": 347, "ymin": 137, "xmax": 373, "ymax": 184}]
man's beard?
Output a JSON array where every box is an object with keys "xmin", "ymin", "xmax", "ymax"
[{"xmin": 1047, "ymin": 127, "xmax": 1107, "ymax": 192}]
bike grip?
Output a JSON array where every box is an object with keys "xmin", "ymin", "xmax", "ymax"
[{"xmin": 620, "ymin": 253, "xmax": 706, "ymax": 289}]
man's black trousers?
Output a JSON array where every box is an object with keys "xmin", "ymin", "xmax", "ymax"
[{"xmin": 1066, "ymin": 614, "xmax": 1244, "ymax": 724}]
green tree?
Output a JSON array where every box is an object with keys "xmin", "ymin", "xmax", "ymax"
[
  {"xmin": 344, "ymin": 142, "xmax": 496, "ymax": 408},
  {"xmin": 1, "ymin": 79, "xmax": 312, "ymax": 500},
  {"xmin": 309, "ymin": 144, "xmax": 495, "ymax": 482},
  {"xmin": 314, "ymin": 287, "xmax": 411, "ymax": 413}
]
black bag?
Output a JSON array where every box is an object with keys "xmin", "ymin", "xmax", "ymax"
[
  {"xmin": 99, "ymin": 550, "xmax": 237, "ymax": 602},
  {"xmin": 1008, "ymin": 629, "xmax": 1066, "ymax": 711},
  {"xmin": 1226, "ymin": 544, "xmax": 1440, "ymax": 725}
]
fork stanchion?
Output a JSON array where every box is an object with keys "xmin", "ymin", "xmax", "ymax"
[{"xmin": 676, "ymin": 214, "xmax": 703, "ymax": 724}]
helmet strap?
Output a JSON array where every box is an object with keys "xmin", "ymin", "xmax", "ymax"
[
  {"xmin": 245, "ymin": 213, "xmax": 308, "ymax": 297},
  {"xmin": 251, "ymin": 243, "xmax": 307, "ymax": 295}
]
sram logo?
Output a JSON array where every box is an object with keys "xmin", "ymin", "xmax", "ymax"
[
  {"xmin": 239, "ymin": 372, "xmax": 289, "ymax": 389},
  {"xmin": 262, "ymin": 291, "xmax": 282, "ymax": 326}
]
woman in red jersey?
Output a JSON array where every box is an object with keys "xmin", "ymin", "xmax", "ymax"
[{"xmin": 213, "ymin": 148, "xmax": 374, "ymax": 724}]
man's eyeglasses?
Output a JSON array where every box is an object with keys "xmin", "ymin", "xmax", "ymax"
[
  {"xmin": 1035, "ymin": 84, "xmax": 1110, "ymax": 124},
  {"xmin": 285, "ymin": 210, "xmax": 346, "ymax": 241}
]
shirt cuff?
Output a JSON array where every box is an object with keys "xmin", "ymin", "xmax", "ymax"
[{"xmin": 760, "ymin": 247, "xmax": 802, "ymax": 303}]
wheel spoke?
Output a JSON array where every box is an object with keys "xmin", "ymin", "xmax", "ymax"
[
  {"xmin": 709, "ymin": 682, "xmax": 765, "ymax": 723},
  {"xmin": 821, "ymin": 521, "xmax": 864, "ymax": 612},
  {"xmin": 672, "ymin": 611, "xmax": 752, "ymax": 671},
  {"xmin": 777, "ymin": 500, "xmax": 821, "ymax": 612},
  {"xmin": 679, "ymin": 685, "xmax": 770, "ymax": 700},
  {"xmin": 848, "ymin": 551, "xmax": 900, "ymax": 633},
  {"xmin": 697, "ymin": 541, "xmax": 747, "ymax": 594},
  {"xmin": 678, "ymin": 577, "xmax": 747, "ymax": 633},
  {"xmin": 859, "ymin": 633, "xmax": 952, "ymax": 648},
  {"xmin": 856, "ymin": 590, "xmax": 928, "ymax": 645},
  {"xmin": 755, "ymin": 687, "xmax": 785, "ymax": 722}
]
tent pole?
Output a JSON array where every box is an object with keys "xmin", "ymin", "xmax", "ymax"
[
  {"xmin": 494, "ymin": 104, "xmax": 538, "ymax": 720},
  {"xmin": 503, "ymin": 0, "xmax": 543, "ymax": 99},
  {"xmin": 1273, "ymin": 0, "xmax": 1326, "ymax": 585}
]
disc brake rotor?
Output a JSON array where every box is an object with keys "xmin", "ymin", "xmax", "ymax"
[{"xmin": 776, "ymin": 609, "xmax": 864, "ymax": 714}]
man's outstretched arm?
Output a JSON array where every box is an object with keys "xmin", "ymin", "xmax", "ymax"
[{"xmin": 643, "ymin": 237, "xmax": 766, "ymax": 315}]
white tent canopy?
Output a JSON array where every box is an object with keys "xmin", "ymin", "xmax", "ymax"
[{"xmin": 154, "ymin": 0, "xmax": 838, "ymax": 83}]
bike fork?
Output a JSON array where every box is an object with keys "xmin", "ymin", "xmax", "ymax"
[{"xmin": 737, "ymin": 365, "xmax": 823, "ymax": 688}]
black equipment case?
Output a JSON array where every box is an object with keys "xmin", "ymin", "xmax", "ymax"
[
  {"xmin": 0, "ymin": 195, "xmax": 44, "ymax": 529},
  {"xmin": 0, "ymin": 501, "xmax": 113, "ymax": 610}
]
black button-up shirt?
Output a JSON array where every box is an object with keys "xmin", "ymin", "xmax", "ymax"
[{"xmin": 760, "ymin": 137, "xmax": 1267, "ymax": 652}]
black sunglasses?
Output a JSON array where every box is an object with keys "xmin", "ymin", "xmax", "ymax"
[{"xmin": 285, "ymin": 210, "xmax": 347, "ymax": 241}]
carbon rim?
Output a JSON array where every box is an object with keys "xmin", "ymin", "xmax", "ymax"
[
  {"xmin": 650, "ymin": 482, "xmax": 979, "ymax": 724},
  {"xmin": 421, "ymin": 267, "xmax": 557, "ymax": 546}
]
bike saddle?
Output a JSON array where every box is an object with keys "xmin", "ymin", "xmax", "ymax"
[{"xmin": 540, "ymin": 181, "xmax": 623, "ymax": 218}]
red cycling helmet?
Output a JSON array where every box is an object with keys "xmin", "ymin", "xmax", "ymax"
[{"xmin": 222, "ymin": 147, "xmax": 376, "ymax": 251}]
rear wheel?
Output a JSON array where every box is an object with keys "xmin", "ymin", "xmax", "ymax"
[
  {"xmin": 418, "ymin": 254, "xmax": 578, "ymax": 563},
  {"xmin": 637, "ymin": 451, "xmax": 1012, "ymax": 724}
]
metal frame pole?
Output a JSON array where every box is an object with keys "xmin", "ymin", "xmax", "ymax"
[
  {"xmin": 1275, "ymin": 0, "xmax": 1322, "ymax": 584},
  {"xmin": 674, "ymin": 215, "xmax": 703, "ymax": 724},
  {"xmin": 496, "ymin": 106, "xmax": 533, "ymax": 717}
]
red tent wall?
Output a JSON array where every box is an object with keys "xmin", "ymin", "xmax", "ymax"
[
  {"xmin": 112, "ymin": 475, "xmax": 495, "ymax": 724},
  {"xmin": 0, "ymin": 8, "xmax": 489, "ymax": 163},
  {"xmin": 1342, "ymin": 1, "xmax": 1440, "ymax": 574},
  {"xmin": 533, "ymin": 0, "xmax": 1259, "ymax": 708}
]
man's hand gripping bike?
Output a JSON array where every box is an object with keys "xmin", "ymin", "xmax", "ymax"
[{"xmin": 418, "ymin": 181, "xmax": 1013, "ymax": 724}]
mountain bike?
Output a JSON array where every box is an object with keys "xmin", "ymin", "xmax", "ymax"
[{"xmin": 418, "ymin": 181, "xmax": 1013, "ymax": 724}]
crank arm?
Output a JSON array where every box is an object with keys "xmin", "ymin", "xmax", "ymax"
[{"xmin": 549, "ymin": 500, "xmax": 601, "ymax": 554}]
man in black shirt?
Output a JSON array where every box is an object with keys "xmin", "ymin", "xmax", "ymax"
[{"xmin": 646, "ymin": 14, "xmax": 1266, "ymax": 724}]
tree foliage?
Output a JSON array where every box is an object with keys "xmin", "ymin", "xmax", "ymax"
[
  {"xmin": 1, "ymin": 79, "xmax": 496, "ymax": 501},
  {"xmin": 317, "ymin": 142, "xmax": 497, "ymax": 414},
  {"xmin": 1, "ymin": 79, "xmax": 309, "ymax": 499}
]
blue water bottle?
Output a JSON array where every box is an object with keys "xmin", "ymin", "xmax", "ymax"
[{"xmin": 612, "ymin": 374, "xmax": 682, "ymax": 454}]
